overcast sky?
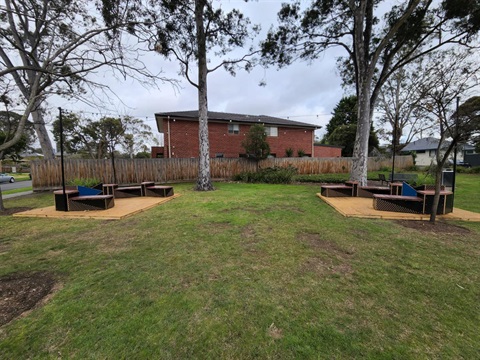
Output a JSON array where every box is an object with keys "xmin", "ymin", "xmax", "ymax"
[{"xmin": 53, "ymin": 0, "xmax": 352, "ymax": 144}]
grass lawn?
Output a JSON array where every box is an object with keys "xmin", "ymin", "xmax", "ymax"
[{"xmin": 0, "ymin": 178, "xmax": 479, "ymax": 358}]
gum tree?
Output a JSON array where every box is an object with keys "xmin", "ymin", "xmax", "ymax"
[
  {"xmin": 0, "ymin": 0, "xmax": 165, "ymax": 159},
  {"xmin": 261, "ymin": 0, "xmax": 480, "ymax": 185},
  {"xmin": 145, "ymin": 0, "xmax": 259, "ymax": 191}
]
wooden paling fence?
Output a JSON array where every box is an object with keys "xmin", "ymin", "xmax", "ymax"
[{"xmin": 31, "ymin": 156, "xmax": 413, "ymax": 190}]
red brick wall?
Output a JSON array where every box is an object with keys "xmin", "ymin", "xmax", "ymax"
[
  {"xmin": 151, "ymin": 146, "xmax": 165, "ymax": 158},
  {"xmin": 313, "ymin": 145, "xmax": 342, "ymax": 158},
  {"xmin": 162, "ymin": 119, "xmax": 315, "ymax": 158}
]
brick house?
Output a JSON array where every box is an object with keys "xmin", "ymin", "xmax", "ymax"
[{"xmin": 151, "ymin": 111, "xmax": 341, "ymax": 158}]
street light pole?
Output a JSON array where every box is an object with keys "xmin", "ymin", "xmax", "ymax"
[
  {"xmin": 391, "ymin": 114, "xmax": 398, "ymax": 183},
  {"xmin": 451, "ymin": 97, "xmax": 459, "ymax": 204},
  {"xmin": 58, "ymin": 107, "xmax": 67, "ymax": 211}
]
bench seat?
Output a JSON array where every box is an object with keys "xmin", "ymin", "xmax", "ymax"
[
  {"xmin": 145, "ymin": 185, "xmax": 174, "ymax": 197},
  {"xmin": 69, "ymin": 195, "xmax": 115, "ymax": 211},
  {"xmin": 114, "ymin": 186, "xmax": 143, "ymax": 198},
  {"xmin": 357, "ymin": 186, "xmax": 391, "ymax": 198},
  {"xmin": 320, "ymin": 185, "xmax": 354, "ymax": 197},
  {"xmin": 373, "ymin": 194, "xmax": 423, "ymax": 214}
]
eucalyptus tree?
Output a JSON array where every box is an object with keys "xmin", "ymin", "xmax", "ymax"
[
  {"xmin": 413, "ymin": 50, "xmax": 480, "ymax": 222},
  {"xmin": 376, "ymin": 66, "xmax": 431, "ymax": 152},
  {"xmin": 107, "ymin": 0, "xmax": 259, "ymax": 191},
  {"xmin": 153, "ymin": 1, "xmax": 259, "ymax": 191},
  {"xmin": 261, "ymin": 0, "xmax": 480, "ymax": 185},
  {"xmin": 0, "ymin": 0, "xmax": 166, "ymax": 159}
]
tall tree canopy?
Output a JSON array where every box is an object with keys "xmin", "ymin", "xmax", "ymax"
[
  {"xmin": 261, "ymin": 0, "xmax": 480, "ymax": 185},
  {"xmin": 103, "ymin": 0, "xmax": 259, "ymax": 190},
  {"xmin": 0, "ymin": 0, "xmax": 165, "ymax": 159},
  {"xmin": 52, "ymin": 114, "xmax": 158, "ymax": 159},
  {"xmin": 152, "ymin": 0, "xmax": 259, "ymax": 191}
]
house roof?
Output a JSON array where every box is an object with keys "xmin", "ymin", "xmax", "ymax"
[
  {"xmin": 402, "ymin": 137, "xmax": 476, "ymax": 152},
  {"xmin": 154, "ymin": 110, "xmax": 319, "ymax": 129}
]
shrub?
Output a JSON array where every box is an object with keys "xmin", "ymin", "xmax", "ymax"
[
  {"xmin": 294, "ymin": 173, "xmax": 348, "ymax": 183},
  {"xmin": 404, "ymin": 165, "xmax": 419, "ymax": 171},
  {"xmin": 67, "ymin": 178, "xmax": 101, "ymax": 187},
  {"xmin": 379, "ymin": 166, "xmax": 391, "ymax": 172},
  {"xmin": 234, "ymin": 166, "xmax": 298, "ymax": 184},
  {"xmin": 297, "ymin": 149, "xmax": 306, "ymax": 157},
  {"xmin": 285, "ymin": 147, "xmax": 294, "ymax": 157}
]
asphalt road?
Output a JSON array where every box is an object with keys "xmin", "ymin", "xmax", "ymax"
[{"xmin": 0, "ymin": 180, "xmax": 32, "ymax": 191}]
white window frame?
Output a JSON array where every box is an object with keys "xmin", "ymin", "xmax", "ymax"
[
  {"xmin": 265, "ymin": 126, "xmax": 278, "ymax": 137},
  {"xmin": 228, "ymin": 124, "xmax": 240, "ymax": 134}
]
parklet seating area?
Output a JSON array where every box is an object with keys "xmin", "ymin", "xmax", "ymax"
[
  {"xmin": 320, "ymin": 180, "xmax": 454, "ymax": 215},
  {"xmin": 54, "ymin": 182, "xmax": 174, "ymax": 212}
]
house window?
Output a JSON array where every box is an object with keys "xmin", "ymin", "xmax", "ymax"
[
  {"xmin": 228, "ymin": 124, "xmax": 239, "ymax": 134},
  {"xmin": 265, "ymin": 126, "xmax": 278, "ymax": 137},
  {"xmin": 429, "ymin": 149, "xmax": 436, "ymax": 157}
]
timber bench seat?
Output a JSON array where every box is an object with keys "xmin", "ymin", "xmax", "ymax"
[
  {"xmin": 373, "ymin": 194, "xmax": 423, "ymax": 214},
  {"xmin": 114, "ymin": 186, "xmax": 143, "ymax": 198},
  {"xmin": 357, "ymin": 186, "xmax": 391, "ymax": 198},
  {"xmin": 321, "ymin": 184, "xmax": 355, "ymax": 197},
  {"xmin": 144, "ymin": 185, "xmax": 174, "ymax": 197},
  {"xmin": 69, "ymin": 195, "xmax": 115, "ymax": 211}
]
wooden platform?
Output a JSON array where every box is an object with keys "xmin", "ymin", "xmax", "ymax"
[
  {"xmin": 316, "ymin": 193, "xmax": 480, "ymax": 221},
  {"xmin": 13, "ymin": 194, "xmax": 180, "ymax": 220}
]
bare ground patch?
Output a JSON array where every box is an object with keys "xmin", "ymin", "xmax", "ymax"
[
  {"xmin": 0, "ymin": 271, "xmax": 57, "ymax": 327},
  {"xmin": 299, "ymin": 233, "xmax": 354, "ymax": 276},
  {"xmin": 0, "ymin": 207, "xmax": 33, "ymax": 216},
  {"xmin": 299, "ymin": 233, "xmax": 355, "ymax": 258},
  {"xmin": 395, "ymin": 220, "xmax": 471, "ymax": 235}
]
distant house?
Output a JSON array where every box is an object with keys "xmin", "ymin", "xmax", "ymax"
[
  {"xmin": 151, "ymin": 111, "xmax": 342, "ymax": 159},
  {"xmin": 401, "ymin": 137, "xmax": 476, "ymax": 166}
]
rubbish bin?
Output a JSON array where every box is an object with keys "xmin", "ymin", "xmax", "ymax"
[{"xmin": 442, "ymin": 169, "xmax": 454, "ymax": 187}]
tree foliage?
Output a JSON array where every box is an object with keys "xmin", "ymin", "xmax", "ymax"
[
  {"xmin": 0, "ymin": 110, "xmax": 35, "ymax": 161},
  {"xmin": 411, "ymin": 49, "xmax": 480, "ymax": 222},
  {"xmin": 0, "ymin": 0, "xmax": 166, "ymax": 159},
  {"xmin": 324, "ymin": 96, "xmax": 379, "ymax": 157},
  {"xmin": 52, "ymin": 114, "xmax": 158, "ymax": 159},
  {"xmin": 103, "ymin": 0, "xmax": 259, "ymax": 191},
  {"xmin": 242, "ymin": 124, "xmax": 270, "ymax": 160},
  {"xmin": 261, "ymin": 0, "xmax": 480, "ymax": 185}
]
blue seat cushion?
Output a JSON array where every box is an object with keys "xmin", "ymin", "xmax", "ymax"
[
  {"xmin": 77, "ymin": 185, "xmax": 102, "ymax": 196},
  {"xmin": 401, "ymin": 182, "xmax": 417, "ymax": 197}
]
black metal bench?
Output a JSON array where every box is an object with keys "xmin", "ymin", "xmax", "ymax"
[
  {"xmin": 373, "ymin": 194, "xmax": 423, "ymax": 214},
  {"xmin": 114, "ymin": 186, "xmax": 143, "ymax": 198},
  {"xmin": 69, "ymin": 195, "xmax": 115, "ymax": 211},
  {"xmin": 144, "ymin": 185, "xmax": 174, "ymax": 197},
  {"xmin": 358, "ymin": 186, "xmax": 391, "ymax": 198},
  {"xmin": 320, "ymin": 184, "xmax": 354, "ymax": 197}
]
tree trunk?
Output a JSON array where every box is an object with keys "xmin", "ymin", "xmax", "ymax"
[
  {"xmin": 194, "ymin": 0, "xmax": 214, "ymax": 191},
  {"xmin": 31, "ymin": 110, "xmax": 55, "ymax": 160},
  {"xmin": 351, "ymin": 84, "xmax": 371, "ymax": 186},
  {"xmin": 0, "ymin": 187, "xmax": 4, "ymax": 212},
  {"xmin": 429, "ymin": 165, "xmax": 444, "ymax": 223}
]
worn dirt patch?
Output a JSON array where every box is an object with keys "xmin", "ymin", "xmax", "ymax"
[
  {"xmin": 396, "ymin": 220, "xmax": 471, "ymax": 235},
  {"xmin": 303, "ymin": 257, "xmax": 354, "ymax": 276},
  {"xmin": 0, "ymin": 207, "xmax": 32, "ymax": 216},
  {"xmin": 0, "ymin": 271, "xmax": 57, "ymax": 327},
  {"xmin": 299, "ymin": 233, "xmax": 355, "ymax": 258},
  {"xmin": 299, "ymin": 233, "xmax": 354, "ymax": 276}
]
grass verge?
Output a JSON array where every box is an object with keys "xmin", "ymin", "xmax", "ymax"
[{"xmin": 0, "ymin": 179, "xmax": 479, "ymax": 358}]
